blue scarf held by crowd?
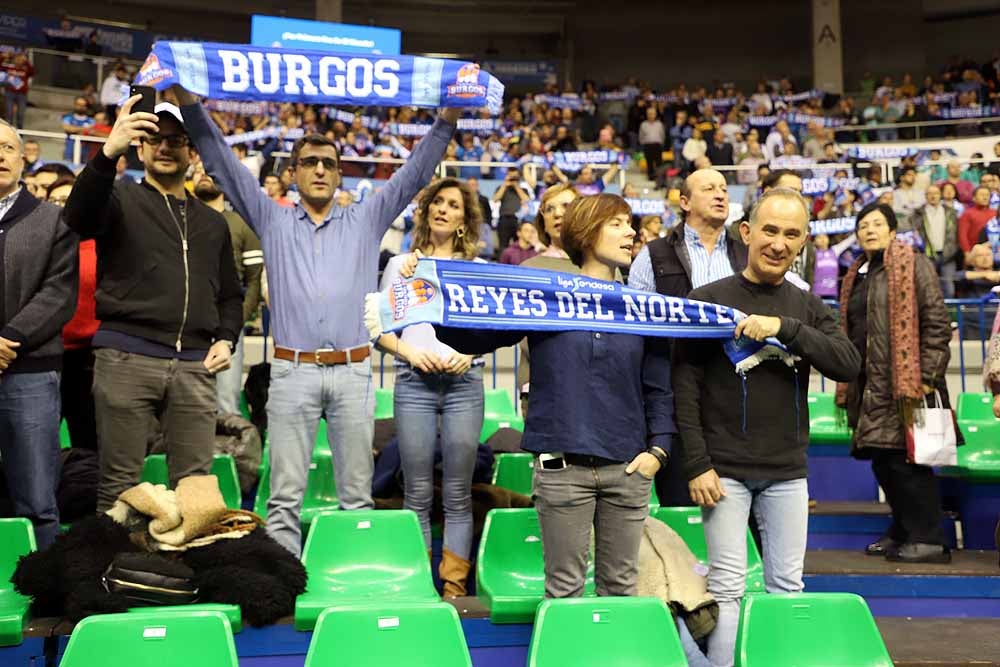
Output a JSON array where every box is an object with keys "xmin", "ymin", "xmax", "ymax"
[
  {"xmin": 364, "ymin": 259, "xmax": 798, "ymax": 374},
  {"xmin": 134, "ymin": 41, "xmax": 505, "ymax": 114}
]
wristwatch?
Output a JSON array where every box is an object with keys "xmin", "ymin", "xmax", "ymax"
[{"xmin": 646, "ymin": 445, "xmax": 670, "ymax": 467}]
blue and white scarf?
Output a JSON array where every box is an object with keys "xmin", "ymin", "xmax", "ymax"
[
  {"xmin": 135, "ymin": 41, "xmax": 505, "ymax": 114},
  {"xmin": 364, "ymin": 259, "xmax": 797, "ymax": 373}
]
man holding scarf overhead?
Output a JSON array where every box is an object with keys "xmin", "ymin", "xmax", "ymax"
[{"xmin": 171, "ymin": 84, "xmax": 460, "ymax": 557}]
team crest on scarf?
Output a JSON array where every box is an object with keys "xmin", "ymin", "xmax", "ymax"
[
  {"xmin": 390, "ymin": 277, "xmax": 437, "ymax": 321},
  {"xmin": 448, "ymin": 64, "xmax": 487, "ymax": 99},
  {"xmin": 136, "ymin": 53, "xmax": 174, "ymax": 87}
]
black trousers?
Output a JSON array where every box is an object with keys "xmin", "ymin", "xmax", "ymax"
[
  {"xmin": 654, "ymin": 439, "xmax": 696, "ymax": 508},
  {"xmin": 871, "ymin": 449, "xmax": 946, "ymax": 545},
  {"xmin": 497, "ymin": 215, "xmax": 519, "ymax": 254},
  {"xmin": 60, "ymin": 347, "xmax": 98, "ymax": 451},
  {"xmin": 642, "ymin": 143, "xmax": 664, "ymax": 180}
]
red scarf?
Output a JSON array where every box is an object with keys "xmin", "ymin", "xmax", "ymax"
[{"xmin": 836, "ymin": 240, "xmax": 923, "ymax": 424}]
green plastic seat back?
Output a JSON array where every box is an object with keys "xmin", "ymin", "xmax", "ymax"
[
  {"xmin": 528, "ymin": 597, "xmax": 686, "ymax": 667},
  {"xmin": 476, "ymin": 509, "xmax": 595, "ymax": 623},
  {"xmin": 375, "ymin": 388, "xmax": 394, "ymax": 420},
  {"xmin": 60, "ymin": 611, "xmax": 238, "ymax": 667},
  {"xmin": 734, "ymin": 593, "xmax": 893, "ymax": 667},
  {"xmin": 238, "ymin": 391, "xmax": 251, "ymax": 421},
  {"xmin": 492, "ymin": 453, "xmax": 534, "ymax": 496},
  {"xmin": 301, "ymin": 446, "xmax": 339, "ymax": 524},
  {"xmin": 306, "ymin": 603, "xmax": 472, "ymax": 667},
  {"xmin": 295, "ymin": 510, "xmax": 438, "ymax": 630},
  {"xmin": 480, "ymin": 389, "xmax": 525, "ymax": 442},
  {"xmin": 948, "ymin": 422, "xmax": 1000, "ymax": 481},
  {"xmin": 128, "ymin": 604, "xmax": 242, "ymax": 634},
  {"xmin": 140, "ymin": 454, "xmax": 242, "ymax": 510},
  {"xmin": 59, "ymin": 419, "xmax": 72, "ymax": 449},
  {"xmin": 484, "ymin": 388, "xmax": 517, "ymax": 415},
  {"xmin": 0, "ymin": 518, "xmax": 35, "ymax": 645},
  {"xmin": 807, "ymin": 393, "xmax": 851, "ymax": 444},
  {"xmin": 957, "ymin": 392, "xmax": 994, "ymax": 425},
  {"xmin": 652, "ymin": 507, "xmax": 765, "ymax": 594}
]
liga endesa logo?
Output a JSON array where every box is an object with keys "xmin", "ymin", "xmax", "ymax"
[
  {"xmin": 447, "ymin": 63, "xmax": 486, "ymax": 99},
  {"xmin": 390, "ymin": 277, "xmax": 437, "ymax": 321},
  {"xmin": 135, "ymin": 53, "xmax": 173, "ymax": 87}
]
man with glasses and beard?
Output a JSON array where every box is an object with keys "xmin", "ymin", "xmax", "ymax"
[
  {"xmin": 193, "ymin": 165, "xmax": 263, "ymax": 416},
  {"xmin": 64, "ymin": 96, "xmax": 244, "ymax": 512}
]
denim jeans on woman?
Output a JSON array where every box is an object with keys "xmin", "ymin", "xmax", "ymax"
[
  {"xmin": 702, "ymin": 477, "xmax": 809, "ymax": 667},
  {"xmin": 394, "ymin": 365, "xmax": 484, "ymax": 559}
]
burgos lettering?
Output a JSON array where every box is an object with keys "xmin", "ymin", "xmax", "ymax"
[
  {"xmin": 390, "ymin": 277, "xmax": 436, "ymax": 321},
  {"xmin": 447, "ymin": 63, "xmax": 487, "ymax": 99},
  {"xmin": 219, "ymin": 50, "xmax": 401, "ymax": 99}
]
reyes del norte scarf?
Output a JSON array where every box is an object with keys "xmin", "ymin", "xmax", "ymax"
[
  {"xmin": 365, "ymin": 259, "xmax": 798, "ymax": 374},
  {"xmin": 134, "ymin": 41, "xmax": 505, "ymax": 114}
]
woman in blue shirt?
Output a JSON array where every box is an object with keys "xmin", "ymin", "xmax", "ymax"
[{"xmin": 437, "ymin": 194, "xmax": 676, "ymax": 598}]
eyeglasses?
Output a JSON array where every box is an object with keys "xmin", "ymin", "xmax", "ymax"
[
  {"xmin": 143, "ymin": 134, "xmax": 190, "ymax": 148},
  {"xmin": 0, "ymin": 143, "xmax": 20, "ymax": 156},
  {"xmin": 297, "ymin": 156, "xmax": 338, "ymax": 170}
]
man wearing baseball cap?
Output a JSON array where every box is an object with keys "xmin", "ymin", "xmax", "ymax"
[{"xmin": 65, "ymin": 94, "xmax": 244, "ymax": 511}]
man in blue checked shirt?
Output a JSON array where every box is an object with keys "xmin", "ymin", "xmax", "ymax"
[{"xmin": 172, "ymin": 85, "xmax": 460, "ymax": 556}]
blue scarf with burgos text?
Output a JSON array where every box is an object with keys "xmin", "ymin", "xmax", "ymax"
[
  {"xmin": 364, "ymin": 259, "xmax": 798, "ymax": 374},
  {"xmin": 134, "ymin": 41, "xmax": 505, "ymax": 114}
]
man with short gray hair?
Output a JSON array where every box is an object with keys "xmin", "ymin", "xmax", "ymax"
[
  {"xmin": 673, "ymin": 188, "xmax": 861, "ymax": 667},
  {"xmin": 0, "ymin": 118, "xmax": 79, "ymax": 548}
]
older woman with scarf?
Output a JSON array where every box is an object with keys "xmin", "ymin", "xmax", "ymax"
[{"xmin": 837, "ymin": 202, "xmax": 953, "ymax": 564}]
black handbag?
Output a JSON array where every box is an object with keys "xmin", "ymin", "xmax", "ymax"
[{"xmin": 102, "ymin": 552, "xmax": 200, "ymax": 607}]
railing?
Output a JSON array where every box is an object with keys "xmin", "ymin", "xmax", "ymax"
[{"xmin": 26, "ymin": 47, "xmax": 142, "ymax": 95}]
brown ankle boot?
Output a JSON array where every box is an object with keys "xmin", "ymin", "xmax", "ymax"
[{"xmin": 439, "ymin": 548, "xmax": 472, "ymax": 598}]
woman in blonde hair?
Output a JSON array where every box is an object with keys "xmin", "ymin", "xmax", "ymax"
[{"xmin": 378, "ymin": 178, "xmax": 485, "ymax": 597}]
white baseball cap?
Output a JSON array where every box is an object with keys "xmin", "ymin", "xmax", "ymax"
[{"xmin": 154, "ymin": 102, "xmax": 185, "ymax": 129}]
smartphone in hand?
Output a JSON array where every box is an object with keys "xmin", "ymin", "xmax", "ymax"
[{"xmin": 129, "ymin": 85, "xmax": 157, "ymax": 115}]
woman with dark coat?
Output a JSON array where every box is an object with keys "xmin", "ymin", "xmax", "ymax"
[{"xmin": 837, "ymin": 202, "xmax": 953, "ymax": 563}]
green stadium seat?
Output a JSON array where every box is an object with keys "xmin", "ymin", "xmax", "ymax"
[
  {"xmin": 652, "ymin": 507, "xmax": 765, "ymax": 594},
  {"xmin": 238, "ymin": 391, "xmax": 251, "ymax": 421},
  {"xmin": 480, "ymin": 388, "xmax": 524, "ymax": 442},
  {"xmin": 140, "ymin": 454, "xmax": 242, "ymax": 510},
  {"xmin": 59, "ymin": 419, "xmax": 72, "ymax": 450},
  {"xmin": 734, "ymin": 593, "xmax": 892, "ymax": 667},
  {"xmin": 492, "ymin": 453, "xmax": 534, "ymax": 496},
  {"xmin": 956, "ymin": 392, "xmax": 995, "ymax": 427},
  {"xmin": 807, "ymin": 393, "xmax": 851, "ymax": 445},
  {"xmin": 294, "ymin": 510, "xmax": 438, "ymax": 630},
  {"xmin": 0, "ymin": 518, "xmax": 35, "ymax": 647},
  {"xmin": 476, "ymin": 508, "xmax": 595, "ymax": 624},
  {"xmin": 60, "ymin": 610, "xmax": 239, "ymax": 667},
  {"xmin": 128, "ymin": 604, "xmax": 243, "ymax": 633},
  {"xmin": 528, "ymin": 597, "xmax": 686, "ymax": 667},
  {"xmin": 305, "ymin": 602, "xmax": 472, "ymax": 667},
  {"xmin": 942, "ymin": 422, "xmax": 1000, "ymax": 481},
  {"xmin": 375, "ymin": 388, "xmax": 394, "ymax": 420}
]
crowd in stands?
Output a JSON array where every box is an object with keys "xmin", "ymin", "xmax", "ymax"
[{"xmin": 3, "ymin": 43, "xmax": 1000, "ymax": 667}]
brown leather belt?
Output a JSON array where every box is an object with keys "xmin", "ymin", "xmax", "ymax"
[{"xmin": 273, "ymin": 345, "xmax": 370, "ymax": 366}]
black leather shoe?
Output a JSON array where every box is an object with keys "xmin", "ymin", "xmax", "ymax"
[
  {"xmin": 885, "ymin": 542, "xmax": 951, "ymax": 564},
  {"xmin": 865, "ymin": 535, "xmax": 900, "ymax": 556}
]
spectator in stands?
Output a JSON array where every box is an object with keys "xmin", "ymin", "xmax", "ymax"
[
  {"xmin": 100, "ymin": 64, "xmax": 129, "ymax": 121},
  {"xmin": 0, "ymin": 119, "xmax": 78, "ymax": 549},
  {"xmin": 801, "ymin": 121, "xmax": 825, "ymax": 160},
  {"xmin": 955, "ymin": 243, "xmax": 1000, "ymax": 337},
  {"xmin": 959, "ymin": 186, "xmax": 997, "ymax": 257},
  {"xmin": 681, "ymin": 127, "xmax": 707, "ymax": 174},
  {"xmin": 437, "ymin": 193, "xmax": 674, "ymax": 602},
  {"xmin": 629, "ymin": 168, "xmax": 747, "ymax": 506},
  {"xmin": 174, "ymin": 84, "xmax": 460, "ymax": 556},
  {"xmin": 499, "ymin": 220, "xmax": 544, "ymax": 265},
  {"xmin": 670, "ymin": 110, "xmax": 692, "ymax": 169},
  {"xmin": 2, "ymin": 52, "xmax": 34, "ymax": 129},
  {"xmin": 63, "ymin": 97, "xmax": 244, "ymax": 512},
  {"xmin": 705, "ymin": 129, "xmax": 734, "ymax": 173},
  {"xmin": 61, "ymin": 96, "xmax": 95, "ymax": 162},
  {"xmin": 82, "ymin": 111, "xmax": 113, "ymax": 161},
  {"xmin": 764, "ymin": 120, "xmax": 795, "ymax": 160},
  {"xmin": 574, "ymin": 163, "xmax": 618, "ymax": 196},
  {"xmin": 940, "ymin": 180, "xmax": 965, "ymax": 217},
  {"xmin": 838, "ymin": 202, "xmax": 952, "ymax": 564},
  {"xmin": 22, "ymin": 139, "xmax": 44, "ymax": 173},
  {"xmin": 31, "ymin": 163, "xmax": 75, "ymax": 197},
  {"xmin": 522, "ymin": 183, "xmax": 579, "ymax": 273},
  {"xmin": 892, "ymin": 166, "xmax": 926, "ymax": 220},
  {"xmin": 456, "ymin": 133, "xmax": 484, "ymax": 180},
  {"xmin": 639, "ymin": 106, "xmax": 666, "ymax": 181},
  {"xmin": 48, "ymin": 176, "xmax": 99, "ymax": 452},
  {"xmin": 377, "ymin": 178, "xmax": 484, "ymax": 597},
  {"xmin": 674, "ymin": 188, "xmax": 860, "ymax": 667},
  {"xmin": 466, "ymin": 177, "xmax": 495, "ymax": 259},
  {"xmin": 493, "ymin": 167, "xmax": 531, "ymax": 251},
  {"xmin": 904, "ymin": 185, "xmax": 960, "ymax": 298},
  {"xmin": 263, "ymin": 174, "xmax": 294, "ymax": 208},
  {"xmin": 193, "ymin": 166, "xmax": 263, "ymax": 416},
  {"xmin": 939, "ymin": 160, "xmax": 975, "ymax": 206}
]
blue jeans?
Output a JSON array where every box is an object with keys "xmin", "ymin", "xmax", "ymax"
[
  {"xmin": 215, "ymin": 332, "xmax": 244, "ymax": 415},
  {"xmin": 265, "ymin": 356, "xmax": 375, "ymax": 556},
  {"xmin": 5, "ymin": 92, "xmax": 26, "ymax": 129},
  {"xmin": 394, "ymin": 365, "xmax": 484, "ymax": 558},
  {"xmin": 0, "ymin": 372, "xmax": 62, "ymax": 549},
  {"xmin": 702, "ymin": 477, "xmax": 809, "ymax": 667}
]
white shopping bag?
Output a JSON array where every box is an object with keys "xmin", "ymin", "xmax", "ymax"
[{"xmin": 905, "ymin": 391, "xmax": 958, "ymax": 467}]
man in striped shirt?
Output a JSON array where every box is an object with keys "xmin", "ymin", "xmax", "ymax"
[
  {"xmin": 194, "ymin": 166, "xmax": 263, "ymax": 415},
  {"xmin": 628, "ymin": 167, "xmax": 747, "ymax": 506}
]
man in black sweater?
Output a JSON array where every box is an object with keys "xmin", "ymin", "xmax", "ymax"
[
  {"xmin": 64, "ymin": 95, "xmax": 243, "ymax": 511},
  {"xmin": 673, "ymin": 188, "xmax": 861, "ymax": 667}
]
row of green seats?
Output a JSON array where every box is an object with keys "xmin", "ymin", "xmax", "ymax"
[
  {"xmin": 477, "ymin": 506, "xmax": 764, "ymax": 624},
  {"xmin": 140, "ymin": 454, "xmax": 243, "ymax": 511},
  {"xmin": 57, "ymin": 593, "xmax": 891, "ymax": 667},
  {"xmin": 945, "ymin": 392, "xmax": 1000, "ymax": 481},
  {"xmin": 373, "ymin": 387, "xmax": 524, "ymax": 442}
]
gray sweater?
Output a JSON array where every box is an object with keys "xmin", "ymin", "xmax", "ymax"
[
  {"xmin": 639, "ymin": 119, "xmax": 667, "ymax": 146},
  {"xmin": 0, "ymin": 188, "xmax": 78, "ymax": 373}
]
